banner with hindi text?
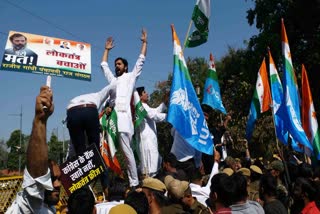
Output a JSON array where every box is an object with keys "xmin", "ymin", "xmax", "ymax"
[
  {"xmin": 1, "ymin": 30, "xmax": 91, "ymax": 81},
  {"xmin": 59, "ymin": 144, "xmax": 106, "ymax": 196}
]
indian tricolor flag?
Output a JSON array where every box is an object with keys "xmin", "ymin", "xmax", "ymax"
[
  {"xmin": 301, "ymin": 64, "xmax": 320, "ymax": 159},
  {"xmin": 245, "ymin": 58, "xmax": 271, "ymax": 141}
]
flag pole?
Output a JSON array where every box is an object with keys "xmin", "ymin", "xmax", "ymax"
[
  {"xmin": 267, "ymin": 47, "xmax": 291, "ymax": 187},
  {"xmin": 183, "ymin": 20, "xmax": 193, "ymax": 52}
]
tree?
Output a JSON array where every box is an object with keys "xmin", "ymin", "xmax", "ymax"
[
  {"xmin": 246, "ymin": 0, "xmax": 320, "ymax": 113},
  {"xmin": 6, "ymin": 130, "xmax": 27, "ymax": 171},
  {"xmin": 0, "ymin": 139, "xmax": 8, "ymax": 169},
  {"xmin": 48, "ymin": 133, "xmax": 63, "ymax": 164}
]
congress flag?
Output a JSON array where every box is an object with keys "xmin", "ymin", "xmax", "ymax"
[
  {"xmin": 202, "ymin": 53, "xmax": 227, "ymax": 114},
  {"xmin": 168, "ymin": 24, "xmax": 213, "ymax": 155},
  {"xmin": 301, "ymin": 65, "xmax": 320, "ymax": 159},
  {"xmin": 185, "ymin": 0, "xmax": 210, "ymax": 48},
  {"xmin": 99, "ymin": 109, "xmax": 122, "ymax": 176},
  {"xmin": 245, "ymin": 58, "xmax": 271, "ymax": 141},
  {"xmin": 132, "ymin": 90, "xmax": 148, "ymax": 128},
  {"xmin": 276, "ymin": 19, "xmax": 312, "ymax": 151}
]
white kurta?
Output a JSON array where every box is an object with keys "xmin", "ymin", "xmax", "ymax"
[
  {"xmin": 101, "ymin": 54, "xmax": 145, "ymax": 136},
  {"xmin": 6, "ymin": 169, "xmax": 55, "ymax": 214},
  {"xmin": 100, "ymin": 54, "xmax": 145, "ymax": 186},
  {"xmin": 137, "ymin": 102, "xmax": 167, "ymax": 176},
  {"xmin": 190, "ymin": 161, "xmax": 219, "ymax": 206}
]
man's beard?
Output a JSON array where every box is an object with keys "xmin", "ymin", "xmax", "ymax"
[
  {"xmin": 13, "ymin": 44, "xmax": 26, "ymax": 51},
  {"xmin": 115, "ymin": 68, "xmax": 123, "ymax": 77},
  {"xmin": 44, "ymin": 189, "xmax": 60, "ymax": 206}
]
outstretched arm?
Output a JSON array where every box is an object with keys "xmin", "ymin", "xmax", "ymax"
[
  {"xmin": 140, "ymin": 28, "xmax": 147, "ymax": 56},
  {"xmin": 223, "ymin": 114, "xmax": 232, "ymax": 128},
  {"xmin": 102, "ymin": 37, "xmax": 114, "ymax": 63},
  {"xmin": 101, "ymin": 37, "xmax": 116, "ymax": 83},
  {"xmin": 26, "ymin": 86, "xmax": 54, "ymax": 178}
]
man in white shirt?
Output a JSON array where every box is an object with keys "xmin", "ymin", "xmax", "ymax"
[
  {"xmin": 189, "ymin": 150, "xmax": 220, "ymax": 206},
  {"xmin": 6, "ymin": 86, "xmax": 61, "ymax": 214},
  {"xmin": 135, "ymin": 86, "xmax": 167, "ymax": 177},
  {"xmin": 100, "ymin": 29, "xmax": 147, "ymax": 188},
  {"xmin": 66, "ymin": 84, "xmax": 113, "ymax": 155}
]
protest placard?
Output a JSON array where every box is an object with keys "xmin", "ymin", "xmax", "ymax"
[
  {"xmin": 59, "ymin": 144, "xmax": 106, "ymax": 195},
  {"xmin": 1, "ymin": 31, "xmax": 91, "ymax": 81}
]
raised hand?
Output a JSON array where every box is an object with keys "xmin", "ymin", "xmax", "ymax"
[
  {"xmin": 140, "ymin": 28, "xmax": 147, "ymax": 43},
  {"xmin": 105, "ymin": 37, "xmax": 114, "ymax": 50},
  {"xmin": 35, "ymin": 86, "xmax": 54, "ymax": 122}
]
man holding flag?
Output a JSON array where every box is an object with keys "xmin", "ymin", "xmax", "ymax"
[{"xmin": 135, "ymin": 86, "xmax": 168, "ymax": 178}]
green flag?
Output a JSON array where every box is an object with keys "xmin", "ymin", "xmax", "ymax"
[
  {"xmin": 106, "ymin": 110, "xmax": 119, "ymax": 158},
  {"xmin": 185, "ymin": 0, "xmax": 210, "ymax": 48},
  {"xmin": 133, "ymin": 91, "xmax": 147, "ymax": 128}
]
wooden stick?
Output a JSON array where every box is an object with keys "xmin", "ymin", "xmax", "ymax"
[{"xmin": 183, "ymin": 20, "xmax": 193, "ymax": 52}]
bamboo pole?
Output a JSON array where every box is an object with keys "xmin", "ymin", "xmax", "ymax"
[{"xmin": 182, "ymin": 20, "xmax": 193, "ymax": 52}]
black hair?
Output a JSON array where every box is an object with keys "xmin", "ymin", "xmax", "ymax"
[
  {"xmin": 259, "ymin": 173, "xmax": 277, "ymax": 197},
  {"xmin": 163, "ymin": 153, "xmax": 178, "ymax": 168},
  {"xmin": 67, "ymin": 186, "xmax": 95, "ymax": 214},
  {"xmin": 9, "ymin": 33, "xmax": 27, "ymax": 42},
  {"xmin": 299, "ymin": 162, "xmax": 313, "ymax": 179},
  {"xmin": 125, "ymin": 191, "xmax": 149, "ymax": 214},
  {"xmin": 108, "ymin": 177, "xmax": 128, "ymax": 201},
  {"xmin": 136, "ymin": 86, "xmax": 145, "ymax": 96},
  {"xmin": 190, "ymin": 168, "xmax": 202, "ymax": 182},
  {"xmin": 230, "ymin": 172, "xmax": 248, "ymax": 203},
  {"xmin": 150, "ymin": 189, "xmax": 169, "ymax": 207},
  {"xmin": 210, "ymin": 173, "xmax": 233, "ymax": 207},
  {"xmin": 294, "ymin": 177, "xmax": 317, "ymax": 201},
  {"xmin": 115, "ymin": 57, "xmax": 128, "ymax": 72}
]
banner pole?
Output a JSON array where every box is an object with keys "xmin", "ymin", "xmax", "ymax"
[{"xmin": 183, "ymin": 20, "xmax": 193, "ymax": 52}]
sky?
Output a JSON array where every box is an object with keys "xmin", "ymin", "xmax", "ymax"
[{"xmin": 0, "ymin": 0, "xmax": 258, "ymax": 143}]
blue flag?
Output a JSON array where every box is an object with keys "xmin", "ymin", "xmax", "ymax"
[
  {"xmin": 168, "ymin": 25, "xmax": 213, "ymax": 155},
  {"xmin": 268, "ymin": 49, "xmax": 289, "ymax": 145},
  {"xmin": 202, "ymin": 53, "xmax": 227, "ymax": 114},
  {"xmin": 276, "ymin": 20, "xmax": 312, "ymax": 151}
]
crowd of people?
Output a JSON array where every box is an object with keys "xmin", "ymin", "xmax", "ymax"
[{"xmin": 6, "ymin": 28, "xmax": 320, "ymax": 214}]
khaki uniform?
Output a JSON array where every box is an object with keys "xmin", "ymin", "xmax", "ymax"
[
  {"xmin": 189, "ymin": 199, "xmax": 210, "ymax": 214},
  {"xmin": 161, "ymin": 203, "xmax": 188, "ymax": 214},
  {"xmin": 248, "ymin": 180, "xmax": 260, "ymax": 201}
]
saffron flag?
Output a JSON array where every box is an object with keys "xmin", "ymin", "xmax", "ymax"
[
  {"xmin": 101, "ymin": 139, "xmax": 123, "ymax": 177},
  {"xmin": 185, "ymin": 0, "xmax": 210, "ymax": 48},
  {"xmin": 276, "ymin": 19, "xmax": 312, "ymax": 151},
  {"xmin": 168, "ymin": 24, "xmax": 213, "ymax": 155},
  {"xmin": 301, "ymin": 64, "xmax": 320, "ymax": 159},
  {"xmin": 245, "ymin": 58, "xmax": 271, "ymax": 141},
  {"xmin": 202, "ymin": 53, "xmax": 227, "ymax": 114},
  {"xmin": 268, "ymin": 49, "xmax": 289, "ymax": 144}
]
